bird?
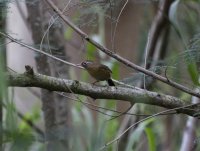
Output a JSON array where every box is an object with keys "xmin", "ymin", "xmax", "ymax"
[{"xmin": 78, "ymin": 60, "xmax": 115, "ymax": 86}]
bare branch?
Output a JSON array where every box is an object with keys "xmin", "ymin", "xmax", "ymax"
[{"xmin": 6, "ymin": 67, "xmax": 200, "ymax": 117}]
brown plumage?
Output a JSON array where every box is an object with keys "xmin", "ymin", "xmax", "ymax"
[{"xmin": 80, "ymin": 60, "xmax": 115, "ymax": 86}]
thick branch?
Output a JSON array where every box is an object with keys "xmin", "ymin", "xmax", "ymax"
[{"xmin": 6, "ymin": 68, "xmax": 200, "ymax": 117}]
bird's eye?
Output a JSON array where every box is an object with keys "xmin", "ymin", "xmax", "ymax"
[{"xmin": 81, "ymin": 62, "xmax": 87, "ymax": 67}]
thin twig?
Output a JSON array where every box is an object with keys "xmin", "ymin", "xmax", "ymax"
[
  {"xmin": 98, "ymin": 103, "xmax": 200, "ymax": 151},
  {"xmin": 0, "ymin": 32, "xmax": 82, "ymax": 69},
  {"xmin": 56, "ymin": 92, "xmax": 176, "ymax": 117},
  {"xmin": 111, "ymin": 0, "xmax": 129, "ymax": 52}
]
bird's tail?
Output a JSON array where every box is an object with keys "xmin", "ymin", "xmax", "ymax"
[{"xmin": 107, "ymin": 79, "xmax": 115, "ymax": 86}]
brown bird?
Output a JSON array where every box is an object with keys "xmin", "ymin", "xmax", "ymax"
[{"xmin": 78, "ymin": 60, "xmax": 115, "ymax": 86}]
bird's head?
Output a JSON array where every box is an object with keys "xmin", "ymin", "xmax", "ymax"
[{"xmin": 80, "ymin": 60, "xmax": 94, "ymax": 68}]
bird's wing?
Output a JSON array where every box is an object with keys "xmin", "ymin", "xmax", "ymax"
[{"xmin": 99, "ymin": 65, "xmax": 112, "ymax": 73}]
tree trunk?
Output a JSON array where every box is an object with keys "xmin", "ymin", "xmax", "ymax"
[{"xmin": 26, "ymin": 1, "xmax": 71, "ymax": 150}]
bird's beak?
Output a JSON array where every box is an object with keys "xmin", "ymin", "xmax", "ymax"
[{"xmin": 76, "ymin": 62, "xmax": 82, "ymax": 67}]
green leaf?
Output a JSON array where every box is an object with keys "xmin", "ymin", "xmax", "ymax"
[
  {"xmin": 145, "ymin": 127, "xmax": 156, "ymax": 151},
  {"xmin": 86, "ymin": 42, "xmax": 96, "ymax": 60},
  {"xmin": 187, "ymin": 63, "xmax": 199, "ymax": 85},
  {"xmin": 112, "ymin": 61, "xmax": 120, "ymax": 79},
  {"xmin": 64, "ymin": 27, "xmax": 73, "ymax": 40},
  {"xmin": 19, "ymin": 106, "xmax": 41, "ymax": 131},
  {"xmin": 169, "ymin": 0, "xmax": 180, "ymax": 27},
  {"xmin": 125, "ymin": 118, "xmax": 155, "ymax": 151}
]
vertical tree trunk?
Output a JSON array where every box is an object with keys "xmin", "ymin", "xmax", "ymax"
[{"xmin": 26, "ymin": 1, "xmax": 71, "ymax": 150}]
